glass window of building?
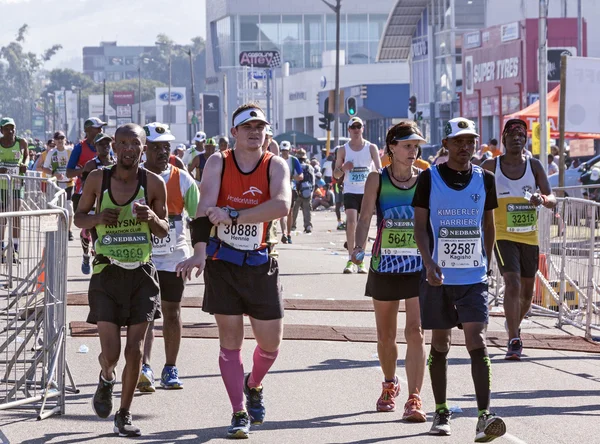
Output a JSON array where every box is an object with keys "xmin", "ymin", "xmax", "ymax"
[
  {"xmin": 240, "ymin": 15, "xmax": 260, "ymax": 41},
  {"xmin": 304, "ymin": 15, "xmax": 324, "ymax": 69},
  {"xmin": 281, "ymin": 15, "xmax": 303, "ymax": 68},
  {"xmin": 259, "ymin": 15, "xmax": 281, "ymax": 49}
]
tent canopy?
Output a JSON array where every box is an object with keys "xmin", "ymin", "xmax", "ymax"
[
  {"xmin": 274, "ymin": 131, "xmax": 320, "ymax": 145},
  {"xmin": 504, "ymin": 85, "xmax": 600, "ymax": 139}
]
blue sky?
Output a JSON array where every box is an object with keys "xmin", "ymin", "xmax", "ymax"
[{"xmin": 1, "ymin": 0, "xmax": 207, "ymax": 71}]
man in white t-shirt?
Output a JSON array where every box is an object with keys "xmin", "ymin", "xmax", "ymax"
[
  {"xmin": 183, "ymin": 131, "xmax": 206, "ymax": 169},
  {"xmin": 332, "ymin": 117, "xmax": 381, "ymax": 274}
]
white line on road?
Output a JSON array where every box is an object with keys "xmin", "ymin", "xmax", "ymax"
[{"xmin": 503, "ymin": 433, "xmax": 528, "ymax": 444}]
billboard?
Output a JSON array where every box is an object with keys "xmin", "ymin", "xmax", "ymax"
[
  {"xmin": 239, "ymin": 51, "xmax": 281, "ymax": 68},
  {"xmin": 201, "ymin": 93, "xmax": 221, "ymax": 137},
  {"xmin": 155, "ymin": 87, "xmax": 187, "ymax": 142},
  {"xmin": 564, "ymin": 56, "xmax": 600, "ymax": 134}
]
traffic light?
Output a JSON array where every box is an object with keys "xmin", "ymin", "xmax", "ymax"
[
  {"xmin": 319, "ymin": 97, "xmax": 332, "ymax": 130},
  {"xmin": 319, "ymin": 116, "xmax": 330, "ymax": 130},
  {"xmin": 346, "ymin": 97, "xmax": 357, "ymax": 117},
  {"xmin": 409, "ymin": 96, "xmax": 417, "ymax": 114},
  {"xmin": 415, "ymin": 111, "xmax": 423, "ymax": 122}
]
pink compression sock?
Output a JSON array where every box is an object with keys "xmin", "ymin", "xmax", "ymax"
[
  {"xmin": 219, "ymin": 347, "xmax": 245, "ymax": 413},
  {"xmin": 248, "ymin": 346, "xmax": 279, "ymax": 388}
]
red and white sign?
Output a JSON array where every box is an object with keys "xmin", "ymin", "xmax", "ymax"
[{"xmin": 113, "ymin": 91, "xmax": 135, "ymax": 105}]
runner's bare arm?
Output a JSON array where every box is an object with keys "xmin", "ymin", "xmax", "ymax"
[
  {"xmin": 269, "ymin": 140, "xmax": 280, "ymax": 156},
  {"xmin": 333, "ymin": 146, "xmax": 346, "ymax": 179},
  {"xmin": 172, "ymin": 155, "xmax": 185, "ymax": 170},
  {"xmin": 479, "ymin": 158, "xmax": 495, "ymax": 173},
  {"xmin": 414, "ymin": 206, "xmax": 443, "ymax": 286},
  {"xmin": 143, "ymin": 172, "xmax": 169, "ymax": 238},
  {"xmin": 19, "ymin": 139, "xmax": 28, "ymax": 174},
  {"xmin": 370, "ymin": 143, "xmax": 382, "ymax": 170},
  {"xmin": 236, "ymin": 156, "xmax": 291, "ymax": 224},
  {"xmin": 531, "ymin": 158, "xmax": 557, "ymax": 208},
  {"xmin": 354, "ymin": 172, "xmax": 379, "ymax": 251},
  {"xmin": 74, "ymin": 170, "xmax": 111, "ymax": 229},
  {"xmin": 483, "ymin": 209, "xmax": 495, "ymax": 269},
  {"xmin": 195, "ymin": 153, "xmax": 224, "ymax": 218},
  {"xmin": 188, "ymin": 155, "xmax": 199, "ymax": 177}
]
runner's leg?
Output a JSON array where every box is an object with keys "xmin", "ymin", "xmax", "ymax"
[
  {"xmin": 373, "ymin": 299, "xmax": 399, "ymax": 381},
  {"xmin": 120, "ymin": 322, "xmax": 150, "ymax": 411},
  {"xmin": 345, "ymin": 208, "xmax": 358, "ymax": 255},
  {"xmin": 142, "ymin": 321, "xmax": 154, "ymax": 365},
  {"xmin": 519, "ymin": 277, "xmax": 535, "ymax": 322},
  {"xmin": 502, "ymin": 271, "xmax": 521, "ymax": 340},
  {"xmin": 247, "ymin": 318, "xmax": 283, "ymax": 388},
  {"xmin": 404, "ymin": 297, "xmax": 425, "ymax": 395},
  {"xmin": 462, "ymin": 321, "xmax": 490, "ymax": 414},
  {"xmin": 162, "ymin": 300, "xmax": 182, "ymax": 366},
  {"xmin": 97, "ymin": 321, "xmax": 121, "ymax": 380},
  {"xmin": 215, "ymin": 314, "xmax": 245, "ymax": 413},
  {"xmin": 429, "ymin": 329, "xmax": 451, "ymax": 411}
]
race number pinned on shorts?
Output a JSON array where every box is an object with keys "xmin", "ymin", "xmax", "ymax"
[
  {"xmin": 437, "ymin": 226, "xmax": 482, "ymax": 268},
  {"xmin": 381, "ymin": 219, "xmax": 419, "ymax": 256},
  {"xmin": 152, "ymin": 219, "xmax": 177, "ymax": 255},
  {"xmin": 506, "ymin": 203, "xmax": 537, "ymax": 233},
  {"xmin": 349, "ymin": 167, "xmax": 369, "ymax": 186},
  {"xmin": 218, "ymin": 223, "xmax": 263, "ymax": 251}
]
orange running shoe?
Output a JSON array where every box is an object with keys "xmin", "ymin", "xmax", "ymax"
[
  {"xmin": 376, "ymin": 378, "xmax": 400, "ymax": 412},
  {"xmin": 402, "ymin": 394, "xmax": 427, "ymax": 422}
]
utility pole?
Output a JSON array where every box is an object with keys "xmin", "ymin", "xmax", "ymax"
[
  {"xmin": 138, "ymin": 63, "xmax": 143, "ymax": 124},
  {"xmin": 102, "ymin": 79, "xmax": 107, "ymax": 124},
  {"xmin": 184, "ymin": 48, "xmax": 197, "ymax": 139},
  {"xmin": 168, "ymin": 52, "xmax": 172, "ymax": 126},
  {"xmin": 577, "ymin": 0, "xmax": 583, "ymax": 56},
  {"xmin": 539, "ymin": 0, "xmax": 549, "ymax": 173},
  {"xmin": 321, "ymin": 0, "xmax": 342, "ymax": 149}
]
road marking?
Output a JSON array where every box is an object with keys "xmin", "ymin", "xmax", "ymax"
[{"xmin": 503, "ymin": 433, "xmax": 528, "ymax": 444}]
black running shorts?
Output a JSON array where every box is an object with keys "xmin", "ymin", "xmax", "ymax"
[
  {"xmin": 494, "ymin": 240, "xmax": 539, "ymax": 278},
  {"xmin": 419, "ymin": 280, "xmax": 489, "ymax": 330},
  {"xmin": 365, "ymin": 271, "xmax": 420, "ymax": 301},
  {"xmin": 87, "ymin": 263, "xmax": 161, "ymax": 326},
  {"xmin": 343, "ymin": 193, "xmax": 364, "ymax": 211},
  {"xmin": 202, "ymin": 257, "xmax": 284, "ymax": 320},
  {"xmin": 158, "ymin": 270, "xmax": 185, "ymax": 303}
]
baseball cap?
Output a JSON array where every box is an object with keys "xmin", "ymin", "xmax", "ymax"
[
  {"xmin": 193, "ymin": 131, "xmax": 206, "ymax": 142},
  {"xmin": 444, "ymin": 117, "xmax": 479, "ymax": 139},
  {"xmin": 265, "ymin": 125, "xmax": 274, "ymax": 136},
  {"xmin": 0, "ymin": 117, "xmax": 15, "ymax": 128},
  {"xmin": 143, "ymin": 122, "xmax": 176, "ymax": 142},
  {"xmin": 232, "ymin": 107, "xmax": 269, "ymax": 127},
  {"xmin": 347, "ymin": 117, "xmax": 364, "ymax": 128},
  {"xmin": 94, "ymin": 132, "xmax": 112, "ymax": 144},
  {"xmin": 206, "ymin": 137, "xmax": 216, "ymax": 146},
  {"xmin": 84, "ymin": 117, "xmax": 108, "ymax": 129},
  {"xmin": 296, "ymin": 148, "xmax": 307, "ymax": 158},
  {"xmin": 280, "ymin": 141, "xmax": 291, "ymax": 151}
]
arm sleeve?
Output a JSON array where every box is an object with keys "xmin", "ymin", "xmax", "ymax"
[
  {"xmin": 179, "ymin": 170, "xmax": 200, "ymax": 217},
  {"xmin": 411, "ymin": 168, "xmax": 432, "ymax": 209},
  {"xmin": 66, "ymin": 144, "xmax": 82, "ymax": 169},
  {"xmin": 483, "ymin": 170, "xmax": 499, "ymax": 211}
]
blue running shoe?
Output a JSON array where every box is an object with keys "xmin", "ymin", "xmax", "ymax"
[
  {"xmin": 136, "ymin": 364, "xmax": 155, "ymax": 393},
  {"xmin": 227, "ymin": 411, "xmax": 250, "ymax": 439},
  {"xmin": 244, "ymin": 374, "xmax": 265, "ymax": 425},
  {"xmin": 81, "ymin": 256, "xmax": 91, "ymax": 275},
  {"xmin": 160, "ymin": 365, "xmax": 183, "ymax": 389}
]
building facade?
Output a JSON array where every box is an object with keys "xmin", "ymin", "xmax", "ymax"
[
  {"xmin": 205, "ymin": 0, "xmax": 407, "ymax": 140},
  {"xmin": 83, "ymin": 42, "xmax": 154, "ymax": 83}
]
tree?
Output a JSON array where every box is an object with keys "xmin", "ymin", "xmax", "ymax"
[
  {"xmin": 0, "ymin": 24, "xmax": 61, "ymax": 133},
  {"xmin": 44, "ymin": 69, "xmax": 94, "ymax": 95}
]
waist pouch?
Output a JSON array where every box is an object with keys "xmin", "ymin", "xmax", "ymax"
[{"xmin": 206, "ymin": 237, "xmax": 269, "ymax": 267}]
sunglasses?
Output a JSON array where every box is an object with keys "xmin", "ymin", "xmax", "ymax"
[
  {"xmin": 54, "ymin": 136, "xmax": 65, "ymax": 140},
  {"xmin": 349, "ymin": 125, "xmax": 362, "ymax": 130}
]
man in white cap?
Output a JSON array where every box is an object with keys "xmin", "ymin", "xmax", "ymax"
[
  {"xmin": 412, "ymin": 117, "xmax": 506, "ymax": 441},
  {"xmin": 138, "ymin": 122, "xmax": 199, "ymax": 393},
  {"xmin": 183, "ymin": 130, "xmax": 206, "ymax": 170},
  {"xmin": 279, "ymin": 141, "xmax": 303, "ymax": 243},
  {"xmin": 177, "ymin": 103, "xmax": 290, "ymax": 439},
  {"xmin": 332, "ymin": 116, "xmax": 381, "ymax": 274}
]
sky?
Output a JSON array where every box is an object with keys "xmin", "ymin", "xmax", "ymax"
[{"xmin": 1, "ymin": 0, "xmax": 207, "ymax": 71}]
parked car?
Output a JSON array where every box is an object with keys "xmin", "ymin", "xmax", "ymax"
[{"xmin": 548, "ymin": 154, "xmax": 600, "ymax": 198}]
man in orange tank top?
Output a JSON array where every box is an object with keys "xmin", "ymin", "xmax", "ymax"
[{"xmin": 177, "ymin": 103, "xmax": 291, "ymax": 439}]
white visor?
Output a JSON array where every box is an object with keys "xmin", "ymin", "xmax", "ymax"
[
  {"xmin": 392, "ymin": 133, "xmax": 427, "ymax": 143},
  {"xmin": 233, "ymin": 108, "xmax": 269, "ymax": 127}
]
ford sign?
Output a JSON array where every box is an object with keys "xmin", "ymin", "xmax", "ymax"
[{"xmin": 159, "ymin": 92, "xmax": 184, "ymax": 102}]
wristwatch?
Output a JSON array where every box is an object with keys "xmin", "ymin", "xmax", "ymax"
[{"xmin": 229, "ymin": 209, "xmax": 239, "ymax": 226}]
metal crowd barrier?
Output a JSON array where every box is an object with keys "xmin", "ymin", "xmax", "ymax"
[{"xmin": 0, "ymin": 173, "xmax": 77, "ymax": 419}]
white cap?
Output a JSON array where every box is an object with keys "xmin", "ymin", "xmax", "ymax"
[
  {"xmin": 281, "ymin": 141, "xmax": 291, "ymax": 151},
  {"xmin": 444, "ymin": 118, "xmax": 479, "ymax": 139},
  {"xmin": 232, "ymin": 107, "xmax": 269, "ymax": 127},
  {"xmin": 591, "ymin": 168, "xmax": 600, "ymax": 182},
  {"xmin": 143, "ymin": 122, "xmax": 176, "ymax": 142},
  {"xmin": 173, "ymin": 143, "xmax": 186, "ymax": 153},
  {"xmin": 347, "ymin": 116, "xmax": 364, "ymax": 128},
  {"xmin": 265, "ymin": 125, "xmax": 274, "ymax": 136},
  {"xmin": 194, "ymin": 131, "xmax": 206, "ymax": 142}
]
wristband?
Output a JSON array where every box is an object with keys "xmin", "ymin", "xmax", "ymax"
[{"xmin": 190, "ymin": 216, "xmax": 213, "ymax": 247}]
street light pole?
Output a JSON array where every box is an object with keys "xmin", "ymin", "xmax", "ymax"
[
  {"xmin": 138, "ymin": 62, "xmax": 143, "ymax": 125},
  {"xmin": 61, "ymin": 87, "xmax": 68, "ymax": 138},
  {"xmin": 539, "ymin": 0, "xmax": 548, "ymax": 173},
  {"xmin": 184, "ymin": 48, "xmax": 197, "ymax": 140},
  {"xmin": 321, "ymin": 0, "xmax": 342, "ymax": 149},
  {"xmin": 168, "ymin": 52, "xmax": 172, "ymax": 126}
]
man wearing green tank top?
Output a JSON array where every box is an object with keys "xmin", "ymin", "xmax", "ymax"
[
  {"xmin": 74, "ymin": 123, "xmax": 169, "ymax": 438},
  {"xmin": 0, "ymin": 117, "xmax": 28, "ymax": 264}
]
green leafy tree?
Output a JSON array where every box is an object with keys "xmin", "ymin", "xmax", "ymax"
[
  {"xmin": 44, "ymin": 69, "xmax": 94, "ymax": 94},
  {"xmin": 0, "ymin": 24, "xmax": 61, "ymax": 132}
]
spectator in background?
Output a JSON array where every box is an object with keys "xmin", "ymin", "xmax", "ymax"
[
  {"xmin": 547, "ymin": 154, "xmax": 558, "ymax": 176},
  {"xmin": 433, "ymin": 147, "xmax": 449, "ymax": 165},
  {"xmin": 218, "ymin": 136, "xmax": 230, "ymax": 152},
  {"xmin": 486, "ymin": 138, "xmax": 503, "ymax": 157},
  {"xmin": 322, "ymin": 153, "xmax": 334, "ymax": 185},
  {"xmin": 312, "ymin": 183, "xmax": 335, "ymax": 210},
  {"xmin": 570, "ymin": 158, "xmax": 581, "ymax": 170},
  {"xmin": 310, "ymin": 158, "xmax": 321, "ymax": 175},
  {"xmin": 551, "ymin": 145, "xmax": 560, "ymax": 164},
  {"xmin": 173, "ymin": 143, "xmax": 186, "ymax": 159},
  {"xmin": 292, "ymin": 149, "xmax": 315, "ymax": 233}
]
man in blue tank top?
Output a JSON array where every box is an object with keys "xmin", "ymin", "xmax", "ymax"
[{"xmin": 412, "ymin": 118, "xmax": 506, "ymax": 442}]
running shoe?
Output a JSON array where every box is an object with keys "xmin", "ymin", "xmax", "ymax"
[
  {"xmin": 137, "ymin": 364, "xmax": 155, "ymax": 392},
  {"xmin": 286, "ymin": 235, "xmax": 292, "ymax": 244},
  {"xmin": 429, "ymin": 409, "xmax": 452, "ymax": 436},
  {"xmin": 474, "ymin": 412, "xmax": 506, "ymax": 442},
  {"xmin": 81, "ymin": 256, "xmax": 91, "ymax": 275},
  {"xmin": 337, "ymin": 221, "xmax": 346, "ymax": 231},
  {"xmin": 357, "ymin": 262, "xmax": 368, "ymax": 274},
  {"xmin": 343, "ymin": 260, "xmax": 356, "ymax": 274},
  {"xmin": 244, "ymin": 374, "xmax": 265, "ymax": 425},
  {"xmin": 402, "ymin": 394, "xmax": 427, "ymax": 422},
  {"xmin": 505, "ymin": 338, "xmax": 523, "ymax": 361},
  {"xmin": 281, "ymin": 234, "xmax": 288, "ymax": 244},
  {"xmin": 92, "ymin": 372, "xmax": 115, "ymax": 419},
  {"xmin": 305, "ymin": 225, "xmax": 313, "ymax": 234},
  {"xmin": 160, "ymin": 365, "xmax": 183, "ymax": 389},
  {"xmin": 376, "ymin": 378, "xmax": 400, "ymax": 412},
  {"xmin": 113, "ymin": 409, "xmax": 141, "ymax": 437},
  {"xmin": 227, "ymin": 411, "xmax": 250, "ymax": 439}
]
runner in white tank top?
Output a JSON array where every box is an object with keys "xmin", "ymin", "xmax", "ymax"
[{"xmin": 332, "ymin": 116, "xmax": 382, "ymax": 274}]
